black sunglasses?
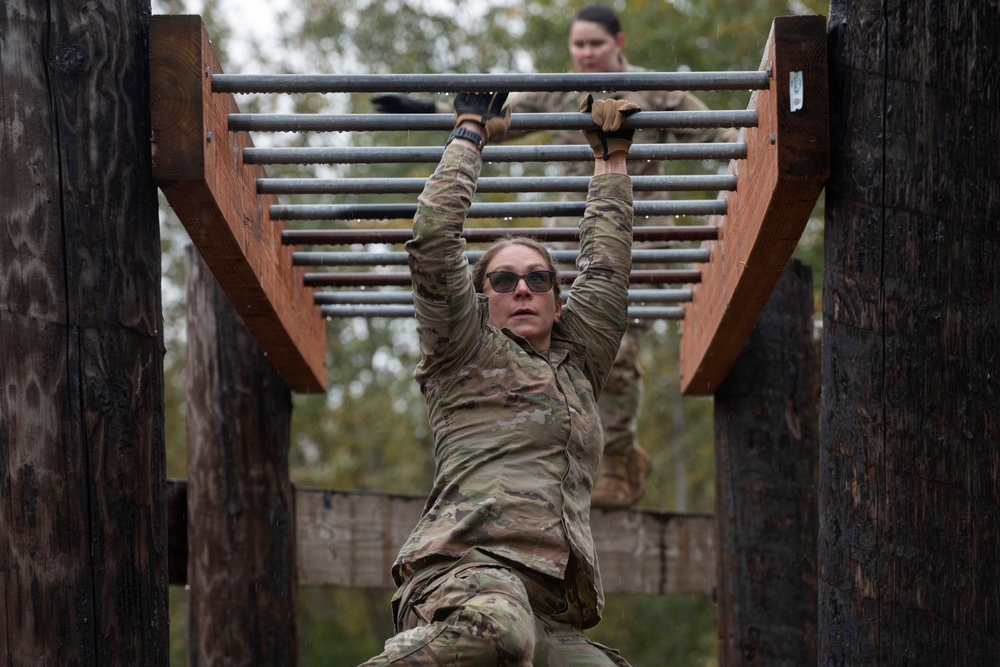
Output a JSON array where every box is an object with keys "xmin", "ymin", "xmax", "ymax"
[{"xmin": 486, "ymin": 270, "xmax": 557, "ymax": 294}]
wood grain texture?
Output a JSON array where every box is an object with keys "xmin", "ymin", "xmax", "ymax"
[
  {"xmin": 714, "ymin": 260, "xmax": 818, "ymax": 666},
  {"xmin": 186, "ymin": 247, "xmax": 298, "ymax": 666},
  {"xmin": 821, "ymin": 0, "xmax": 1000, "ymax": 663},
  {"xmin": 680, "ymin": 15, "xmax": 829, "ymax": 395},
  {"xmin": 1, "ymin": 2, "xmax": 167, "ymax": 664},
  {"xmin": 166, "ymin": 483, "xmax": 715, "ymax": 596},
  {"xmin": 296, "ymin": 489, "xmax": 715, "ymax": 595},
  {"xmin": 150, "ymin": 15, "xmax": 327, "ymax": 393},
  {"xmin": 295, "ymin": 488, "xmax": 716, "ymax": 595}
]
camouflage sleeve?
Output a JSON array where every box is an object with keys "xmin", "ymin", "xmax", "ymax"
[
  {"xmin": 405, "ymin": 143, "xmax": 486, "ymax": 379},
  {"xmin": 557, "ymin": 173, "xmax": 634, "ymax": 394},
  {"xmin": 505, "ymin": 90, "xmax": 553, "ymax": 114},
  {"xmin": 658, "ymin": 89, "xmax": 740, "ymax": 144},
  {"xmin": 495, "ymin": 91, "xmax": 560, "ymax": 143}
]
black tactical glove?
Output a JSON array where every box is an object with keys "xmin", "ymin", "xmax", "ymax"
[
  {"xmin": 371, "ymin": 94, "xmax": 437, "ymax": 114},
  {"xmin": 580, "ymin": 94, "xmax": 641, "ymax": 160},
  {"xmin": 453, "ymin": 91, "xmax": 511, "ymax": 145}
]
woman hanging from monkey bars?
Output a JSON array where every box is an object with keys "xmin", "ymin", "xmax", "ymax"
[{"xmin": 359, "ymin": 90, "xmax": 639, "ymax": 666}]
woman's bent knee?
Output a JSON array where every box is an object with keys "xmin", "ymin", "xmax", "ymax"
[
  {"xmin": 366, "ymin": 561, "xmax": 537, "ymax": 666},
  {"xmin": 453, "ymin": 598, "xmax": 534, "ymax": 666}
]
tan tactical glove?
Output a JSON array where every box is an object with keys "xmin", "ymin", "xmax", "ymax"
[
  {"xmin": 453, "ymin": 91, "xmax": 511, "ymax": 146},
  {"xmin": 580, "ymin": 94, "xmax": 642, "ymax": 160}
]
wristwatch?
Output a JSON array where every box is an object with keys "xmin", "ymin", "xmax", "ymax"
[{"xmin": 446, "ymin": 126, "xmax": 485, "ymax": 151}]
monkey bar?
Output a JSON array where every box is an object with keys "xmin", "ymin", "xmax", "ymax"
[
  {"xmin": 301, "ymin": 269, "xmax": 705, "ymax": 287},
  {"xmin": 272, "ymin": 199, "xmax": 727, "ymax": 221},
  {"xmin": 283, "ymin": 225, "xmax": 719, "ymax": 244},
  {"xmin": 211, "ymin": 70, "xmax": 771, "ymax": 93},
  {"xmin": 229, "ymin": 109, "xmax": 758, "ymax": 132},
  {"xmin": 149, "ymin": 14, "xmax": 827, "ymax": 398},
  {"xmin": 243, "ymin": 142, "xmax": 747, "ymax": 164},
  {"xmin": 258, "ymin": 174, "xmax": 737, "ymax": 195},
  {"xmin": 313, "ymin": 288, "xmax": 694, "ymax": 305}
]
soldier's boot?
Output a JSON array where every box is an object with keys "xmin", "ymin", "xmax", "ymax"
[{"xmin": 592, "ymin": 446, "xmax": 652, "ymax": 509}]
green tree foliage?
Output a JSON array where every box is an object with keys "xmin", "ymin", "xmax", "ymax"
[{"xmin": 156, "ymin": 1, "xmax": 827, "ymax": 664}]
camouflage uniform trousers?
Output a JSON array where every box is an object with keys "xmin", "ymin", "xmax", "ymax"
[
  {"xmin": 359, "ymin": 550, "xmax": 631, "ymax": 667},
  {"xmin": 598, "ymin": 325, "xmax": 644, "ymax": 456},
  {"xmin": 592, "ymin": 324, "xmax": 653, "ymax": 508}
]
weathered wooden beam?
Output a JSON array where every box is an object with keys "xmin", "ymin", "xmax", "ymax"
[
  {"xmin": 165, "ymin": 482, "xmax": 716, "ymax": 596},
  {"xmin": 680, "ymin": 15, "xmax": 828, "ymax": 395},
  {"xmin": 149, "ymin": 15, "xmax": 326, "ymax": 393},
  {"xmin": 714, "ymin": 260, "xmax": 818, "ymax": 665},
  {"xmin": 186, "ymin": 247, "xmax": 298, "ymax": 665}
]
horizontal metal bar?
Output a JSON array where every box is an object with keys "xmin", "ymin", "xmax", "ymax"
[
  {"xmin": 305, "ymin": 272, "xmax": 415, "ymax": 287},
  {"xmin": 315, "ymin": 291, "xmax": 417, "ymax": 305},
  {"xmin": 272, "ymin": 199, "xmax": 726, "ymax": 221},
  {"xmin": 282, "ymin": 225, "xmax": 718, "ymax": 245},
  {"xmin": 303, "ymin": 269, "xmax": 702, "ymax": 287},
  {"xmin": 320, "ymin": 305, "xmax": 418, "ymax": 318},
  {"xmin": 318, "ymin": 304, "xmax": 686, "ymax": 320},
  {"xmin": 293, "ymin": 248, "xmax": 709, "ymax": 267},
  {"xmin": 623, "ymin": 289, "xmax": 694, "ymax": 303},
  {"xmin": 631, "ymin": 306, "xmax": 687, "ymax": 320},
  {"xmin": 258, "ymin": 174, "xmax": 736, "ymax": 196},
  {"xmin": 211, "ymin": 71, "xmax": 771, "ymax": 95},
  {"xmin": 314, "ymin": 288, "xmax": 693, "ymax": 305},
  {"xmin": 229, "ymin": 110, "xmax": 757, "ymax": 133},
  {"xmin": 243, "ymin": 142, "xmax": 748, "ymax": 165}
]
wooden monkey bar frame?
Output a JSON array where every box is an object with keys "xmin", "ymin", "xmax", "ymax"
[
  {"xmin": 679, "ymin": 16, "xmax": 828, "ymax": 394},
  {"xmin": 149, "ymin": 14, "xmax": 827, "ymax": 399},
  {"xmin": 149, "ymin": 16, "xmax": 327, "ymax": 393}
]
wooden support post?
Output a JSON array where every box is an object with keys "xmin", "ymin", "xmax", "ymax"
[
  {"xmin": 186, "ymin": 247, "xmax": 298, "ymax": 665},
  {"xmin": 0, "ymin": 2, "xmax": 168, "ymax": 664},
  {"xmin": 150, "ymin": 15, "xmax": 327, "ymax": 393},
  {"xmin": 681, "ymin": 15, "xmax": 828, "ymax": 395},
  {"xmin": 714, "ymin": 260, "xmax": 818, "ymax": 665},
  {"xmin": 821, "ymin": 1, "xmax": 1000, "ymax": 663}
]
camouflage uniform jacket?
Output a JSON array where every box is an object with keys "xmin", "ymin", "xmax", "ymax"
[
  {"xmin": 396, "ymin": 142, "xmax": 634, "ymax": 628},
  {"xmin": 506, "ymin": 57, "xmax": 738, "ymax": 179}
]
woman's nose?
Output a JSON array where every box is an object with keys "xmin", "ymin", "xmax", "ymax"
[{"xmin": 513, "ymin": 277, "xmax": 533, "ymax": 295}]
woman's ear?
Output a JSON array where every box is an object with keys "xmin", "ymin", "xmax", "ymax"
[{"xmin": 553, "ymin": 295, "xmax": 563, "ymax": 324}]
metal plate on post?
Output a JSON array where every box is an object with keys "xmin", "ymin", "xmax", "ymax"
[{"xmin": 790, "ymin": 71, "xmax": 804, "ymax": 111}]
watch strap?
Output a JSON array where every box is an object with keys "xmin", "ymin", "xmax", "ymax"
[{"xmin": 446, "ymin": 126, "xmax": 485, "ymax": 151}]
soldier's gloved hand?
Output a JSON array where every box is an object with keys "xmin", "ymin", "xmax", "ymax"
[
  {"xmin": 453, "ymin": 91, "xmax": 511, "ymax": 145},
  {"xmin": 371, "ymin": 94, "xmax": 437, "ymax": 114},
  {"xmin": 580, "ymin": 94, "xmax": 641, "ymax": 160}
]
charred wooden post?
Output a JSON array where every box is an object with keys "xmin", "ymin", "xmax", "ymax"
[
  {"xmin": 0, "ymin": 1, "xmax": 167, "ymax": 663},
  {"xmin": 714, "ymin": 260, "xmax": 819, "ymax": 665},
  {"xmin": 166, "ymin": 479, "xmax": 189, "ymax": 587},
  {"xmin": 186, "ymin": 247, "xmax": 298, "ymax": 666},
  {"xmin": 822, "ymin": 0, "xmax": 1000, "ymax": 663}
]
